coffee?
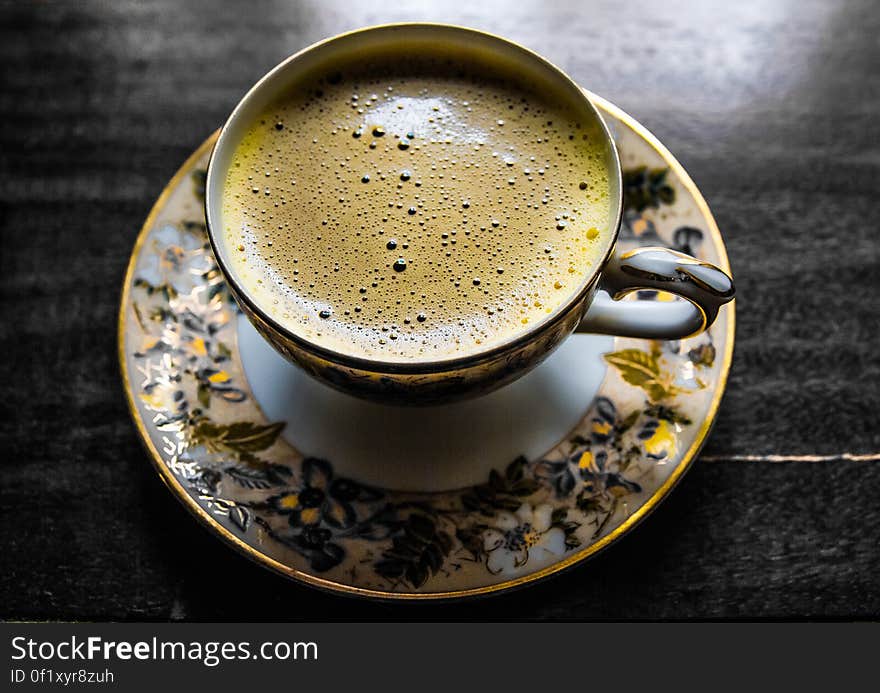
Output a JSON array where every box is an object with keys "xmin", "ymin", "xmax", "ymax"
[{"xmin": 221, "ymin": 45, "xmax": 613, "ymax": 361}]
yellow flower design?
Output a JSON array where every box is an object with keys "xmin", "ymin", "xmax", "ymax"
[{"xmin": 641, "ymin": 419, "xmax": 677, "ymax": 460}]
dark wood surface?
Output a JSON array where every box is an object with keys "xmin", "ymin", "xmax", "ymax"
[{"xmin": 2, "ymin": 0, "xmax": 878, "ymax": 620}]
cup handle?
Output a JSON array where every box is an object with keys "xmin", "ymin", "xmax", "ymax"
[{"xmin": 576, "ymin": 246, "xmax": 735, "ymax": 339}]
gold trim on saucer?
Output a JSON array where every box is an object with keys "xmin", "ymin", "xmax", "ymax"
[{"xmin": 119, "ymin": 94, "xmax": 735, "ymax": 600}]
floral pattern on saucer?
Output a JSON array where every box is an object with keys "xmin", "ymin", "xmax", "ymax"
[{"xmin": 120, "ymin": 97, "xmax": 733, "ymax": 597}]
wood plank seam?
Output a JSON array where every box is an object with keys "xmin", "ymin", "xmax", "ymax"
[{"xmin": 700, "ymin": 453, "xmax": 880, "ymax": 463}]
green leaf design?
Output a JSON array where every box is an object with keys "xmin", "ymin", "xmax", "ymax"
[
  {"xmin": 132, "ymin": 301, "xmax": 146, "ymax": 331},
  {"xmin": 644, "ymin": 403, "xmax": 692, "ymax": 427},
  {"xmin": 197, "ymin": 383, "xmax": 211, "ymax": 409},
  {"xmin": 576, "ymin": 494, "xmax": 604, "ymax": 514},
  {"xmin": 687, "ymin": 343, "xmax": 716, "ymax": 368},
  {"xmin": 618, "ymin": 410, "xmax": 641, "ymax": 435},
  {"xmin": 556, "ymin": 514, "xmax": 583, "ymax": 549},
  {"xmin": 605, "ymin": 348, "xmax": 658, "ymax": 385},
  {"xmin": 191, "ymin": 419, "xmax": 285, "ymax": 456},
  {"xmin": 510, "ymin": 479, "xmax": 541, "ymax": 496},
  {"xmin": 182, "ymin": 219, "xmax": 207, "ymax": 236},
  {"xmin": 603, "ymin": 349, "xmax": 679, "ymax": 402},
  {"xmin": 455, "ymin": 525, "xmax": 487, "ymax": 560},
  {"xmin": 133, "ymin": 277, "xmax": 178, "ymax": 301},
  {"xmin": 488, "ymin": 468, "xmax": 505, "ymax": 492},
  {"xmin": 191, "ymin": 169, "xmax": 207, "ymax": 202},
  {"xmin": 460, "ymin": 492, "xmax": 481, "ymax": 512},
  {"xmin": 505, "ymin": 456, "xmax": 527, "ymax": 482},
  {"xmin": 463, "ymin": 455, "xmax": 541, "ymax": 514},
  {"xmin": 149, "ymin": 306, "xmax": 177, "ymax": 323},
  {"xmin": 216, "ymin": 341, "xmax": 232, "ymax": 360},
  {"xmin": 623, "ymin": 166, "xmax": 676, "ymax": 212},
  {"xmin": 375, "ymin": 514, "xmax": 453, "ymax": 588},
  {"xmin": 224, "ymin": 462, "xmax": 291, "ymax": 489},
  {"xmin": 208, "ymin": 283, "xmax": 227, "ymax": 302},
  {"xmin": 495, "ymin": 496, "xmax": 523, "ymax": 511},
  {"xmin": 565, "ymin": 534, "xmax": 582, "ymax": 549}
]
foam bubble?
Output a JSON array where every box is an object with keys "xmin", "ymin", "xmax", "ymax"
[{"xmin": 222, "ymin": 51, "xmax": 611, "ymax": 360}]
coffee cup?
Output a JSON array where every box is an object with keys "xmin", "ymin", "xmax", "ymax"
[{"xmin": 205, "ymin": 23, "xmax": 734, "ymax": 404}]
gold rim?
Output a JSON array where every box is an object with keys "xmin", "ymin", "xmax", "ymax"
[{"xmin": 118, "ymin": 96, "xmax": 735, "ymax": 601}]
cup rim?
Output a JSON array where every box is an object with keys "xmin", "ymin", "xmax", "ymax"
[{"xmin": 205, "ymin": 22, "xmax": 624, "ymax": 374}]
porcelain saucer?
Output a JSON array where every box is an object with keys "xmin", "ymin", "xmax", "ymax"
[{"xmin": 119, "ymin": 93, "xmax": 735, "ymax": 599}]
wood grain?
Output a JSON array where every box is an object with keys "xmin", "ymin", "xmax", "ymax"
[{"xmin": 0, "ymin": 0, "xmax": 877, "ymax": 619}]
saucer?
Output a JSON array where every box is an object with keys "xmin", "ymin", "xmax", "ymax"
[{"xmin": 119, "ymin": 92, "xmax": 734, "ymax": 599}]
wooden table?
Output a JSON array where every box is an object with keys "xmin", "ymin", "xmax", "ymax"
[{"xmin": 2, "ymin": 0, "xmax": 878, "ymax": 619}]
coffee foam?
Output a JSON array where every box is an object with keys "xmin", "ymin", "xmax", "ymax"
[{"xmin": 222, "ymin": 50, "xmax": 612, "ymax": 361}]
